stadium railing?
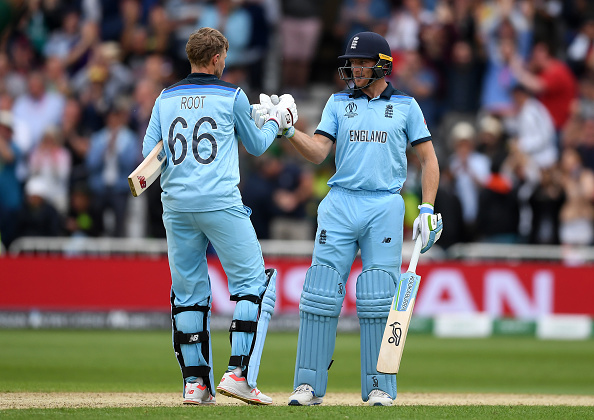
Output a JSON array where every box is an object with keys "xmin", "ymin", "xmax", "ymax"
[{"xmin": 6, "ymin": 236, "xmax": 594, "ymax": 263}]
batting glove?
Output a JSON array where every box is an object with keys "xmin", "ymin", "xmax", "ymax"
[
  {"xmin": 251, "ymin": 103, "xmax": 270, "ymax": 129},
  {"xmin": 268, "ymin": 93, "xmax": 298, "ymax": 133},
  {"xmin": 412, "ymin": 203, "xmax": 443, "ymax": 253}
]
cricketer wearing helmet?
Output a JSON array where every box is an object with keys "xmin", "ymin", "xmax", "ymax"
[
  {"xmin": 265, "ymin": 32, "xmax": 443, "ymax": 406},
  {"xmin": 141, "ymin": 27, "xmax": 297, "ymax": 406}
]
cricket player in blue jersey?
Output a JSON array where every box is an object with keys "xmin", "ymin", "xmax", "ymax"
[
  {"xmin": 272, "ymin": 32, "xmax": 443, "ymax": 406},
  {"xmin": 141, "ymin": 27, "xmax": 297, "ymax": 406}
]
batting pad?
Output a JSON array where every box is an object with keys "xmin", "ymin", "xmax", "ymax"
[
  {"xmin": 356, "ymin": 269, "xmax": 397, "ymax": 401},
  {"xmin": 246, "ymin": 269, "xmax": 277, "ymax": 388},
  {"xmin": 173, "ymin": 309, "xmax": 212, "ymax": 387},
  {"xmin": 294, "ymin": 264, "xmax": 345, "ymax": 397}
]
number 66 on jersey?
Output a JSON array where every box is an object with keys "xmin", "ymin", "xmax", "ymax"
[{"xmin": 128, "ymin": 140, "xmax": 167, "ymax": 197}]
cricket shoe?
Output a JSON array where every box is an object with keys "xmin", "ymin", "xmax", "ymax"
[
  {"xmin": 288, "ymin": 384, "xmax": 323, "ymax": 406},
  {"xmin": 367, "ymin": 389, "xmax": 393, "ymax": 406},
  {"xmin": 183, "ymin": 382, "xmax": 216, "ymax": 405},
  {"xmin": 216, "ymin": 371, "xmax": 272, "ymax": 405}
]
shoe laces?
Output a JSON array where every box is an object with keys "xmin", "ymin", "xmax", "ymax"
[
  {"xmin": 369, "ymin": 389, "xmax": 390, "ymax": 398},
  {"xmin": 294, "ymin": 384, "xmax": 314, "ymax": 394}
]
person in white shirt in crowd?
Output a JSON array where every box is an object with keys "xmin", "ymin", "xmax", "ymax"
[{"xmin": 448, "ymin": 121, "xmax": 491, "ymax": 240}]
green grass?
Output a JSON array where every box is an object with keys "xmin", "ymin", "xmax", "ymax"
[
  {"xmin": 1, "ymin": 406, "xmax": 593, "ymax": 420},
  {"xmin": 1, "ymin": 330, "xmax": 594, "ymax": 418},
  {"xmin": 1, "ymin": 330, "xmax": 593, "ymax": 395}
]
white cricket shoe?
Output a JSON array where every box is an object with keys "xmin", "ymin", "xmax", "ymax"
[
  {"xmin": 288, "ymin": 384, "xmax": 323, "ymax": 406},
  {"xmin": 216, "ymin": 371, "xmax": 272, "ymax": 405},
  {"xmin": 183, "ymin": 382, "xmax": 216, "ymax": 405},
  {"xmin": 367, "ymin": 389, "xmax": 393, "ymax": 406}
]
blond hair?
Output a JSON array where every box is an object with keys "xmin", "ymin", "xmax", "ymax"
[{"xmin": 186, "ymin": 27, "xmax": 229, "ymax": 68}]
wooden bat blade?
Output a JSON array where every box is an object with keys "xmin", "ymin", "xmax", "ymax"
[
  {"xmin": 376, "ymin": 271, "xmax": 421, "ymax": 374},
  {"xmin": 128, "ymin": 140, "xmax": 166, "ymax": 197}
]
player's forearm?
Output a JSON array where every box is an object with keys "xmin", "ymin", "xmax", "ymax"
[
  {"xmin": 420, "ymin": 151, "xmax": 440, "ymax": 206},
  {"xmin": 287, "ymin": 130, "xmax": 332, "ymax": 165}
]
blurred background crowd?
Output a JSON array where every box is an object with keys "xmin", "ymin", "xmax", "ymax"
[{"xmin": 1, "ymin": 0, "xmax": 594, "ymax": 252}]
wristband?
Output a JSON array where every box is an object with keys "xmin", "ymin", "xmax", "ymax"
[
  {"xmin": 283, "ymin": 127, "xmax": 295, "ymax": 138},
  {"xmin": 418, "ymin": 203, "xmax": 434, "ymax": 214}
]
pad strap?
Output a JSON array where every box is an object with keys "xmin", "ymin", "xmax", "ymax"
[
  {"xmin": 174, "ymin": 330, "xmax": 209, "ymax": 344},
  {"xmin": 230, "ymin": 319, "xmax": 258, "ymax": 333},
  {"xmin": 182, "ymin": 365, "xmax": 211, "ymax": 379},
  {"xmin": 229, "ymin": 355, "xmax": 250, "ymax": 367},
  {"xmin": 230, "ymin": 294, "xmax": 261, "ymax": 305}
]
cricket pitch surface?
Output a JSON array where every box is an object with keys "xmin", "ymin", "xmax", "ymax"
[{"xmin": 2, "ymin": 392, "xmax": 594, "ymax": 408}]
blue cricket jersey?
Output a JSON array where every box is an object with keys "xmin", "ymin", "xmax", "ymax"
[
  {"xmin": 142, "ymin": 73, "xmax": 279, "ymax": 212},
  {"xmin": 315, "ymin": 83, "xmax": 431, "ymax": 193}
]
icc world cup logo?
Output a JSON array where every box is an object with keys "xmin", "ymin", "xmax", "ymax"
[
  {"xmin": 344, "ymin": 102, "xmax": 358, "ymax": 118},
  {"xmin": 388, "ymin": 321, "xmax": 402, "ymax": 346}
]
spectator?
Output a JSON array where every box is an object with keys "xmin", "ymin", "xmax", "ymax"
[
  {"xmin": 335, "ymin": 0, "xmax": 390, "ymax": 47},
  {"xmin": 442, "ymin": 40, "xmax": 483, "ymax": 124},
  {"xmin": 433, "ymin": 167, "xmax": 464, "ymax": 249},
  {"xmin": 65, "ymin": 182, "xmax": 100, "ymax": 237},
  {"xmin": 86, "ymin": 100, "xmax": 138, "ymax": 236},
  {"xmin": 511, "ymin": 41, "xmax": 578, "ymax": 134},
  {"xmin": 391, "ymin": 49, "xmax": 439, "ymax": 129},
  {"xmin": 476, "ymin": 114, "xmax": 507, "ymax": 163},
  {"xmin": 280, "ymin": 0, "xmax": 323, "ymax": 97},
  {"xmin": 448, "ymin": 121, "xmax": 491, "ymax": 241},
  {"xmin": 12, "ymin": 70, "xmax": 65, "ymax": 148},
  {"xmin": 60, "ymin": 97, "xmax": 90, "ymax": 187},
  {"xmin": 529, "ymin": 166, "xmax": 565, "ymax": 245},
  {"xmin": 0, "ymin": 92, "xmax": 32, "ymax": 182},
  {"xmin": 44, "ymin": 56, "xmax": 71, "ymax": 96},
  {"xmin": 196, "ymin": 0, "xmax": 254, "ymax": 87},
  {"xmin": 0, "ymin": 111, "xmax": 23, "ymax": 249},
  {"xmin": 16, "ymin": 176, "xmax": 63, "ymax": 239},
  {"xmin": 507, "ymin": 84, "xmax": 557, "ymax": 170},
  {"xmin": 270, "ymin": 142, "xmax": 315, "ymax": 240},
  {"xmin": 43, "ymin": 8, "xmax": 82, "ymax": 62},
  {"xmin": 480, "ymin": 34, "xmax": 521, "ymax": 117},
  {"xmin": 567, "ymin": 16, "xmax": 594, "ymax": 78},
  {"xmin": 477, "ymin": 155, "xmax": 520, "ymax": 243},
  {"xmin": 72, "ymin": 42, "xmax": 134, "ymax": 108},
  {"xmin": 384, "ymin": 0, "xmax": 434, "ymax": 58},
  {"xmin": 501, "ymin": 140, "xmax": 542, "ymax": 242},
  {"xmin": 27, "ymin": 126, "xmax": 71, "ymax": 215},
  {"xmin": 558, "ymin": 147, "xmax": 594, "ymax": 246},
  {"xmin": 0, "ymin": 52, "xmax": 27, "ymax": 98}
]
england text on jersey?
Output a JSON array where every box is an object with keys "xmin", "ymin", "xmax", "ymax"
[{"xmin": 349, "ymin": 130, "xmax": 387, "ymax": 143}]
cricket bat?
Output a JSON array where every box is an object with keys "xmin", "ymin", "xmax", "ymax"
[
  {"xmin": 128, "ymin": 140, "xmax": 167, "ymax": 197},
  {"xmin": 376, "ymin": 236, "xmax": 423, "ymax": 374}
]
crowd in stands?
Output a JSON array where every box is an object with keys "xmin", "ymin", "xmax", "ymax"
[{"xmin": 1, "ymin": 0, "xmax": 594, "ymax": 253}]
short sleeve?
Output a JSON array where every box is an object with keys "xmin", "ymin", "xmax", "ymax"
[{"xmin": 406, "ymin": 98, "xmax": 432, "ymax": 146}]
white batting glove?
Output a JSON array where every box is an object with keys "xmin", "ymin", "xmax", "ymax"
[
  {"xmin": 412, "ymin": 203, "xmax": 443, "ymax": 253},
  {"xmin": 251, "ymin": 104, "xmax": 269, "ymax": 129},
  {"xmin": 268, "ymin": 93, "xmax": 298, "ymax": 136},
  {"xmin": 258, "ymin": 93, "xmax": 279, "ymax": 111}
]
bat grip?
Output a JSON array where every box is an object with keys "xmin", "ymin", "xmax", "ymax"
[{"xmin": 407, "ymin": 236, "xmax": 423, "ymax": 273}]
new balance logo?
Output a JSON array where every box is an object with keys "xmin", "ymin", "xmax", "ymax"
[
  {"xmin": 319, "ymin": 229, "xmax": 327, "ymax": 244},
  {"xmin": 382, "ymin": 237, "xmax": 391, "ymax": 243}
]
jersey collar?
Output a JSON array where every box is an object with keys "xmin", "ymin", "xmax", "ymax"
[
  {"xmin": 187, "ymin": 72, "xmax": 219, "ymax": 81},
  {"xmin": 351, "ymin": 82, "xmax": 397, "ymax": 100}
]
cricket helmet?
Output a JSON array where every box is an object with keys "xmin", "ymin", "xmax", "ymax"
[{"xmin": 338, "ymin": 32, "xmax": 393, "ymax": 89}]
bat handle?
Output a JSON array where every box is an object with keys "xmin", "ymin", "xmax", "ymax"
[{"xmin": 407, "ymin": 236, "xmax": 423, "ymax": 273}]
